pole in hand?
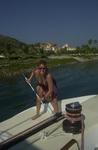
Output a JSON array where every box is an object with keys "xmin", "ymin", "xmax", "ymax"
[
  {"xmin": 23, "ymin": 74, "xmax": 53, "ymax": 113},
  {"xmin": 23, "ymin": 74, "xmax": 40, "ymax": 100}
]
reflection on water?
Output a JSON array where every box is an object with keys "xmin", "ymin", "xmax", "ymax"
[
  {"xmin": 0, "ymin": 61, "xmax": 98, "ymax": 122},
  {"xmin": 0, "ymin": 68, "xmax": 24, "ymax": 79}
]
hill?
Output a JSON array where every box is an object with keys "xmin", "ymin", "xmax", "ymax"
[{"xmin": 0, "ymin": 35, "xmax": 38, "ymax": 59}]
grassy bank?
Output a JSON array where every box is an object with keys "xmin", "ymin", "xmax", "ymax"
[
  {"xmin": 0, "ymin": 57, "xmax": 77, "ymax": 78},
  {"xmin": 1, "ymin": 54, "xmax": 98, "ymax": 78}
]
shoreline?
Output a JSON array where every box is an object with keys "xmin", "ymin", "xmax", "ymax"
[
  {"xmin": 0, "ymin": 55, "xmax": 98, "ymax": 78},
  {"xmin": 48, "ymin": 55, "xmax": 98, "ymax": 62}
]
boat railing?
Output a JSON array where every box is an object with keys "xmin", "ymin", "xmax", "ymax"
[{"xmin": 60, "ymin": 139, "xmax": 80, "ymax": 150}]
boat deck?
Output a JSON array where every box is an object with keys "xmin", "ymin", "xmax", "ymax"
[{"xmin": 0, "ymin": 95, "xmax": 98, "ymax": 150}]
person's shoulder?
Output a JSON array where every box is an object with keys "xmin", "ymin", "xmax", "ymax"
[{"xmin": 46, "ymin": 73, "xmax": 53, "ymax": 79}]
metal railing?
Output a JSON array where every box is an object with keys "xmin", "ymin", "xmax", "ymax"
[{"xmin": 60, "ymin": 139, "xmax": 80, "ymax": 150}]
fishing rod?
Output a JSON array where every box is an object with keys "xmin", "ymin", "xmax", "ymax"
[{"xmin": 23, "ymin": 74, "xmax": 53, "ymax": 113}]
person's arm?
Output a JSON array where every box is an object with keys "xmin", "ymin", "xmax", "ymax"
[
  {"xmin": 44, "ymin": 74, "xmax": 54, "ymax": 99},
  {"xmin": 28, "ymin": 70, "xmax": 34, "ymax": 83}
]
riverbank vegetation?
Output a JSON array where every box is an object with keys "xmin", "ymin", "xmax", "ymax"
[{"xmin": 0, "ymin": 35, "xmax": 98, "ymax": 78}]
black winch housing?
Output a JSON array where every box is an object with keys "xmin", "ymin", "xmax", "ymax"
[{"xmin": 63, "ymin": 102, "xmax": 82, "ymax": 134}]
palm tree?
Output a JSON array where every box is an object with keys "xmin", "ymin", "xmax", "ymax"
[
  {"xmin": 93, "ymin": 40, "xmax": 97, "ymax": 46},
  {"xmin": 88, "ymin": 39, "xmax": 92, "ymax": 46}
]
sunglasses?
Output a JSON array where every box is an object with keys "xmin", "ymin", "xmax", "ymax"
[{"xmin": 38, "ymin": 67, "xmax": 46, "ymax": 70}]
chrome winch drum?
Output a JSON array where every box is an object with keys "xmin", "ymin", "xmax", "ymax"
[{"xmin": 63, "ymin": 102, "xmax": 82, "ymax": 134}]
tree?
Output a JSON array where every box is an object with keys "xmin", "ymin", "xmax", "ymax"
[{"xmin": 88, "ymin": 39, "xmax": 92, "ymax": 46}]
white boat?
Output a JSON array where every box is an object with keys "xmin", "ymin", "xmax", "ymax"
[{"xmin": 0, "ymin": 95, "xmax": 98, "ymax": 150}]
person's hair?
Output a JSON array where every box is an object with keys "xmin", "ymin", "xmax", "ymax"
[{"xmin": 36, "ymin": 59, "xmax": 47, "ymax": 67}]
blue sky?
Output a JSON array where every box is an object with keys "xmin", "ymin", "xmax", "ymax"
[{"xmin": 0, "ymin": 0, "xmax": 98, "ymax": 46}]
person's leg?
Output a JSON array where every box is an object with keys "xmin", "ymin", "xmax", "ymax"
[
  {"xmin": 32, "ymin": 86, "xmax": 43, "ymax": 119},
  {"xmin": 50, "ymin": 98, "xmax": 59, "ymax": 113},
  {"xmin": 32, "ymin": 98, "xmax": 41, "ymax": 119}
]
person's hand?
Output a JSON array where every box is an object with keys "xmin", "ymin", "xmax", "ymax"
[
  {"xmin": 27, "ymin": 78, "xmax": 31, "ymax": 83},
  {"xmin": 41, "ymin": 97, "xmax": 47, "ymax": 103},
  {"xmin": 44, "ymin": 95, "xmax": 51, "ymax": 102}
]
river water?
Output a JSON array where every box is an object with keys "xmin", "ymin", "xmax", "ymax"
[{"xmin": 0, "ymin": 61, "xmax": 98, "ymax": 122}]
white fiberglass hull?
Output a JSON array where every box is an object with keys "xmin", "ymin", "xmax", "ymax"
[{"xmin": 0, "ymin": 95, "xmax": 98, "ymax": 150}]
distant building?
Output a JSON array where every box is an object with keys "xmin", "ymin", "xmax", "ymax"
[
  {"xmin": 62, "ymin": 44, "xmax": 76, "ymax": 51},
  {"xmin": 62, "ymin": 44, "xmax": 68, "ymax": 49},
  {"xmin": 40, "ymin": 42, "xmax": 58, "ymax": 52}
]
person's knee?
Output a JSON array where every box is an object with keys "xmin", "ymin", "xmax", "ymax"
[
  {"xmin": 36, "ymin": 86, "xmax": 42, "ymax": 96},
  {"xmin": 51, "ymin": 98, "xmax": 56, "ymax": 102},
  {"xmin": 36, "ymin": 85, "xmax": 40, "ymax": 93},
  {"xmin": 36, "ymin": 86, "xmax": 44, "ymax": 99}
]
